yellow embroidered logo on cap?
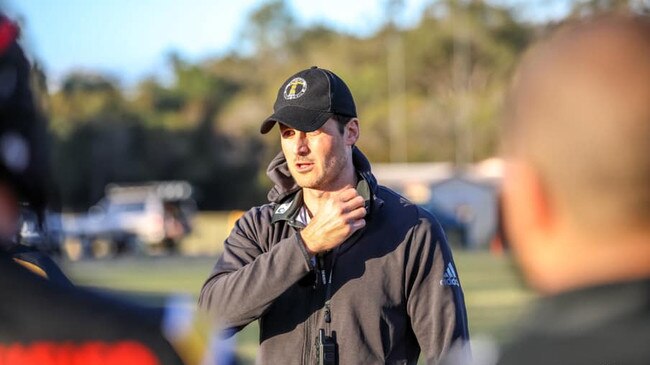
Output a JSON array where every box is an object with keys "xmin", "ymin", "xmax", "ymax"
[{"xmin": 283, "ymin": 77, "xmax": 307, "ymax": 100}]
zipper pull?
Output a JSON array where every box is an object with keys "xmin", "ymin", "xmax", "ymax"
[{"xmin": 324, "ymin": 301, "xmax": 331, "ymax": 323}]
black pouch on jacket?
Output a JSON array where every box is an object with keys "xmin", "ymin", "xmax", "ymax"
[{"xmin": 316, "ymin": 329, "xmax": 337, "ymax": 365}]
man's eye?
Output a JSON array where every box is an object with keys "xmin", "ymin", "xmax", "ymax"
[
  {"xmin": 282, "ymin": 130, "xmax": 295, "ymax": 138},
  {"xmin": 307, "ymin": 130, "xmax": 321, "ymax": 136}
]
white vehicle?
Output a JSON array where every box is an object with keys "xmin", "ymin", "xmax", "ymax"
[{"xmin": 63, "ymin": 181, "xmax": 196, "ymax": 258}]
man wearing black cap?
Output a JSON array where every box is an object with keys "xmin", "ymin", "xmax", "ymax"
[{"xmin": 200, "ymin": 66, "xmax": 469, "ymax": 364}]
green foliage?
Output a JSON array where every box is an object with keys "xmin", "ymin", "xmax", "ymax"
[
  {"xmin": 242, "ymin": 0, "xmax": 298, "ymax": 58},
  {"xmin": 47, "ymin": 0, "xmax": 596, "ymax": 210},
  {"xmin": 50, "ymin": 66, "xmax": 263, "ymax": 210}
]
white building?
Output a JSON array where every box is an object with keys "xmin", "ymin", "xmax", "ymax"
[{"xmin": 372, "ymin": 158, "xmax": 504, "ymax": 249}]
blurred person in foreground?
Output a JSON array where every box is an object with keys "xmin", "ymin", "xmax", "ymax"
[
  {"xmin": 498, "ymin": 13, "xmax": 650, "ymax": 365},
  {"xmin": 199, "ymin": 66, "xmax": 469, "ymax": 364},
  {"xmin": 0, "ymin": 15, "xmax": 71, "ymax": 287},
  {"xmin": 0, "ymin": 14, "xmax": 204, "ymax": 365}
]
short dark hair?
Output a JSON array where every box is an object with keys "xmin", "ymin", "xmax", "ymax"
[{"xmin": 332, "ymin": 114, "xmax": 352, "ymax": 134}]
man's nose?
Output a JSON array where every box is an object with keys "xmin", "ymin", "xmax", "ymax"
[{"xmin": 295, "ymin": 133, "xmax": 309, "ymax": 155}]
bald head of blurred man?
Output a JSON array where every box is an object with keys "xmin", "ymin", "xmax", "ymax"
[{"xmin": 501, "ymin": 14, "xmax": 650, "ymax": 295}]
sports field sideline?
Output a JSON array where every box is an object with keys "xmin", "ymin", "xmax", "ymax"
[{"xmin": 60, "ymin": 212, "xmax": 535, "ymax": 363}]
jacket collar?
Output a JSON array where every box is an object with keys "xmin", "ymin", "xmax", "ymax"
[
  {"xmin": 271, "ymin": 190, "xmax": 304, "ymax": 226},
  {"xmin": 269, "ymin": 147, "xmax": 379, "ymax": 225},
  {"xmin": 271, "ymin": 175, "xmax": 375, "ymax": 225}
]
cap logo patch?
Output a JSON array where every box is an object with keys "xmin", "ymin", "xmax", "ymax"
[{"xmin": 283, "ymin": 77, "xmax": 307, "ymax": 100}]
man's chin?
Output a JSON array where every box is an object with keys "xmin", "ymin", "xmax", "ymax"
[
  {"xmin": 294, "ymin": 177, "xmax": 325, "ymax": 190},
  {"xmin": 295, "ymin": 181, "xmax": 319, "ymax": 189}
]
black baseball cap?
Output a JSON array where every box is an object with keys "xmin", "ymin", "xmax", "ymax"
[{"xmin": 260, "ymin": 66, "xmax": 357, "ymax": 134}]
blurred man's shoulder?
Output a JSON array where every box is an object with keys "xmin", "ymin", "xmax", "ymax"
[
  {"xmin": 0, "ymin": 258, "xmax": 185, "ymax": 364},
  {"xmin": 499, "ymin": 279, "xmax": 650, "ymax": 365}
]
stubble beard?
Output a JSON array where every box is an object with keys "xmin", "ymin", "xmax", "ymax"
[{"xmin": 292, "ymin": 150, "xmax": 350, "ymax": 191}]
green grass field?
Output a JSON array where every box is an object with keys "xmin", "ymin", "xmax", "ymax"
[{"xmin": 59, "ymin": 212, "xmax": 535, "ymax": 363}]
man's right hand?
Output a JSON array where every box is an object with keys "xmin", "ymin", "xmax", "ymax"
[{"xmin": 300, "ymin": 188, "xmax": 366, "ymax": 255}]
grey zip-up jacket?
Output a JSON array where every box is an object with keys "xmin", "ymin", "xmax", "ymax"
[{"xmin": 199, "ymin": 148, "xmax": 469, "ymax": 364}]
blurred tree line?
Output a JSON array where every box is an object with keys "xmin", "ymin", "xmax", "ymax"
[{"xmin": 36, "ymin": 0, "xmax": 645, "ymax": 211}]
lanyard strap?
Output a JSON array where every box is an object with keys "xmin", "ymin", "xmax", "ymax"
[
  {"xmin": 321, "ymin": 247, "xmax": 339, "ymax": 326},
  {"xmin": 317, "ymin": 227, "xmax": 365, "ymax": 332}
]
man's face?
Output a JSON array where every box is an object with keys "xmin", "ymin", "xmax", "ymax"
[{"xmin": 279, "ymin": 118, "xmax": 354, "ymax": 191}]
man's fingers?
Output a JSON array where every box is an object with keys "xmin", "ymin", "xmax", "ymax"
[
  {"xmin": 341, "ymin": 196, "xmax": 365, "ymax": 213},
  {"xmin": 350, "ymin": 218, "xmax": 366, "ymax": 231},
  {"xmin": 346, "ymin": 205, "xmax": 367, "ymax": 220},
  {"xmin": 337, "ymin": 187, "xmax": 360, "ymax": 202}
]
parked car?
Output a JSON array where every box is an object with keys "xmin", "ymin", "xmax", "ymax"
[{"xmin": 62, "ymin": 181, "xmax": 196, "ymax": 258}]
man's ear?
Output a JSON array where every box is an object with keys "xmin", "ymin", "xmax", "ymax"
[
  {"xmin": 502, "ymin": 160, "xmax": 554, "ymax": 249},
  {"xmin": 345, "ymin": 118, "xmax": 360, "ymax": 146}
]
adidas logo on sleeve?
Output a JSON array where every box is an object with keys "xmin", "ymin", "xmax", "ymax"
[{"xmin": 440, "ymin": 262, "xmax": 460, "ymax": 287}]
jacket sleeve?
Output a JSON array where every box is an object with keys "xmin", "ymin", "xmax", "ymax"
[
  {"xmin": 198, "ymin": 207, "xmax": 314, "ymax": 330},
  {"xmin": 405, "ymin": 208, "xmax": 470, "ymax": 364}
]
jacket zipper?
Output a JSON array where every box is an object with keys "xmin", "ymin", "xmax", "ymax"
[{"xmin": 303, "ymin": 286, "xmax": 315, "ymax": 364}]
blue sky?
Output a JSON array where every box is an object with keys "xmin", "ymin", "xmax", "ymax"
[{"xmin": 4, "ymin": 0, "xmax": 570, "ymax": 88}]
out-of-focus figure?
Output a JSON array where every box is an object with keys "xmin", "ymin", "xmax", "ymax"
[
  {"xmin": 0, "ymin": 14, "xmax": 72, "ymax": 286},
  {"xmin": 498, "ymin": 13, "xmax": 650, "ymax": 365},
  {"xmin": 0, "ymin": 14, "xmax": 199, "ymax": 365}
]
